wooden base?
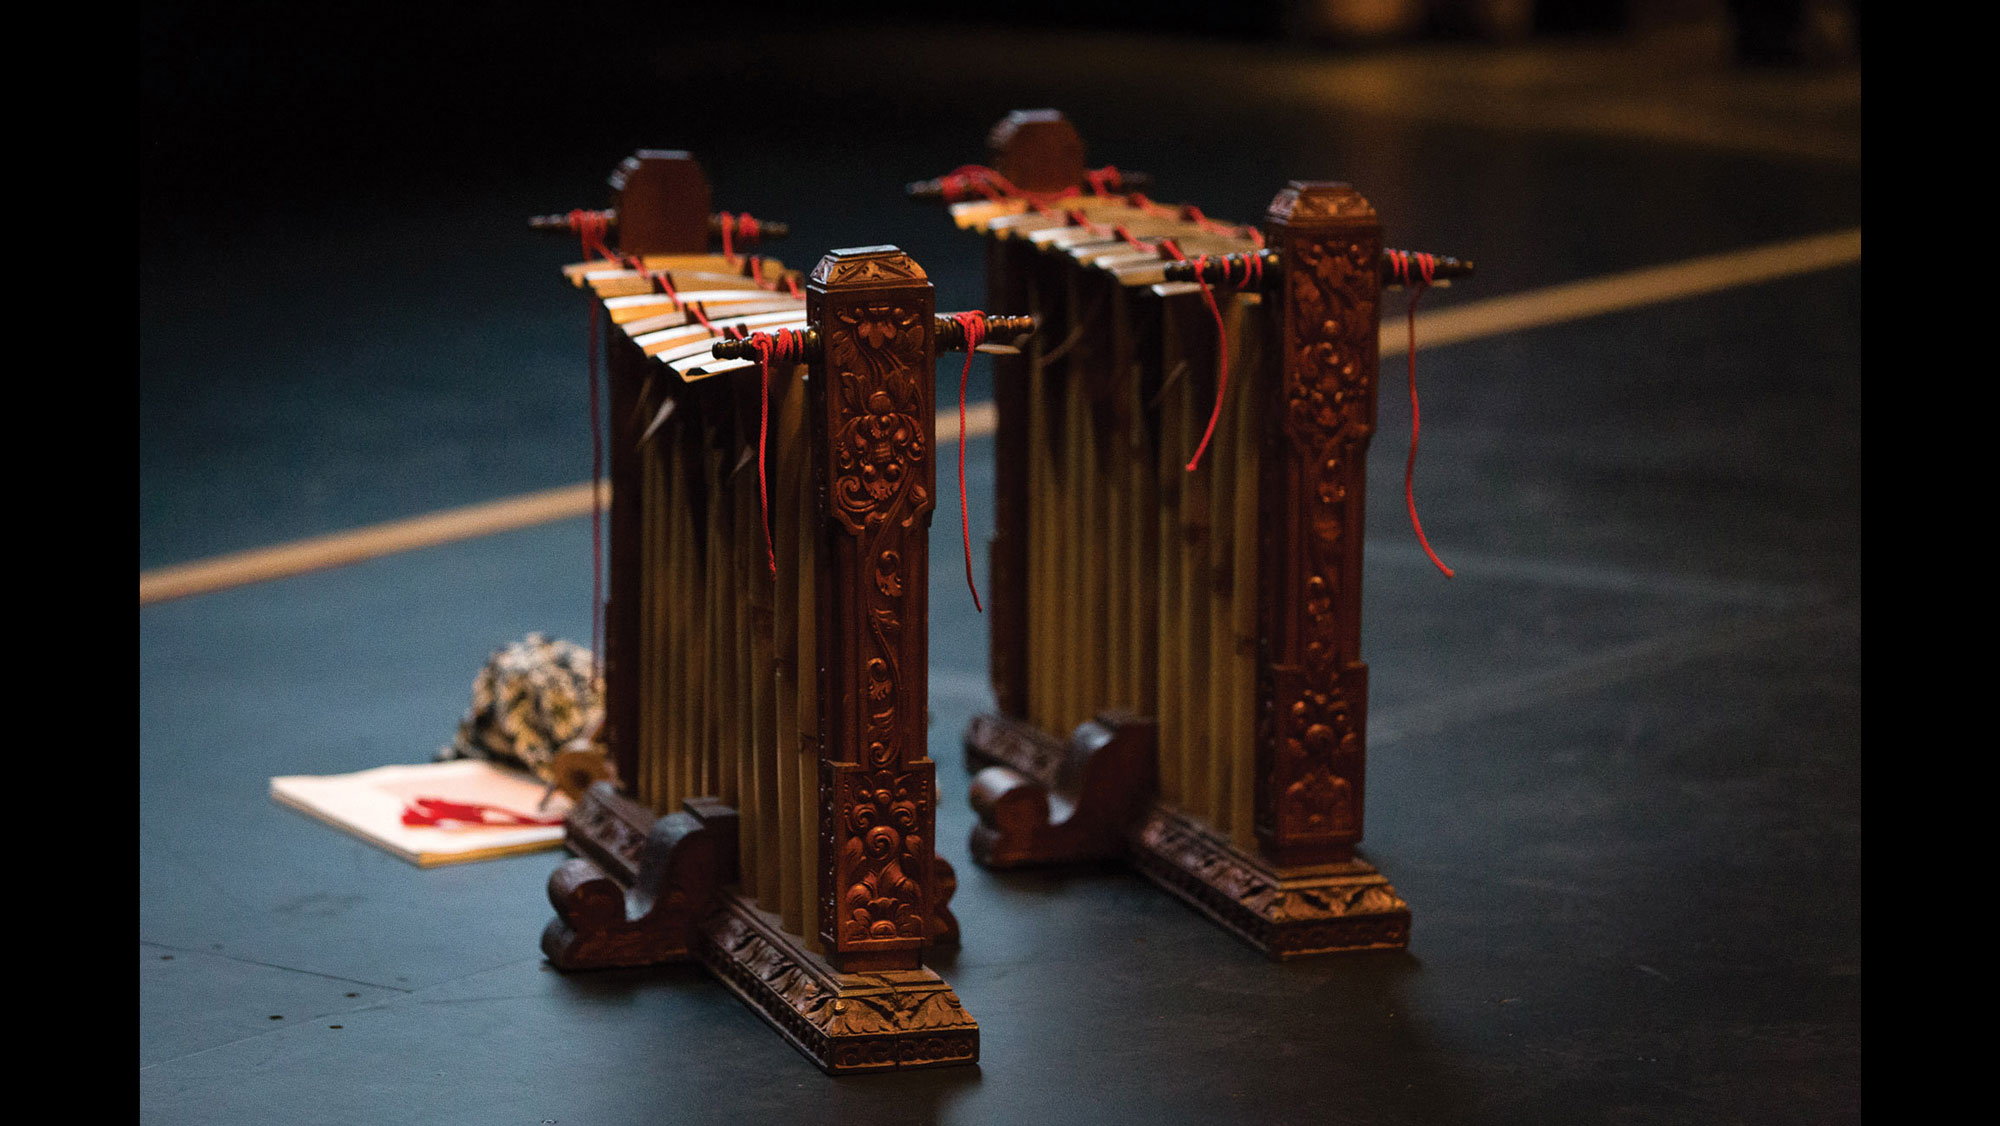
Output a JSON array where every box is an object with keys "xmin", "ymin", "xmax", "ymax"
[
  {"xmin": 542, "ymin": 784, "xmax": 737, "ymax": 970},
  {"xmin": 964, "ymin": 711, "xmax": 1158, "ymax": 868},
  {"xmin": 1130, "ymin": 805, "xmax": 1410, "ymax": 960},
  {"xmin": 697, "ymin": 894, "xmax": 979, "ymax": 1074},
  {"xmin": 542, "ymin": 782, "xmax": 976, "ymax": 1072},
  {"xmin": 964, "ymin": 712, "xmax": 1410, "ymax": 958}
]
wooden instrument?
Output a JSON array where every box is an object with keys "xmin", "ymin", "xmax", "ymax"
[
  {"xmin": 535, "ymin": 151, "xmax": 1030, "ymax": 1072},
  {"xmin": 923, "ymin": 112, "xmax": 1472, "ymax": 960}
]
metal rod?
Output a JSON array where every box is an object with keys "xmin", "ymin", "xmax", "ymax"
[{"xmin": 527, "ymin": 210, "xmax": 791, "ymax": 241}]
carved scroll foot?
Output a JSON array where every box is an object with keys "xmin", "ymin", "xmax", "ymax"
[
  {"xmin": 928, "ymin": 854, "xmax": 962, "ymax": 947},
  {"xmin": 541, "ymin": 782, "xmax": 738, "ymax": 971},
  {"xmin": 696, "ymin": 893, "xmax": 980, "ymax": 1073},
  {"xmin": 965, "ymin": 711, "xmax": 1158, "ymax": 869},
  {"xmin": 1130, "ymin": 805, "xmax": 1410, "ymax": 959}
]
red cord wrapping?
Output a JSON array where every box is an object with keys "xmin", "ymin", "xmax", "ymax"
[
  {"xmin": 569, "ymin": 209, "xmax": 617, "ymax": 262},
  {"xmin": 934, "ymin": 164, "xmax": 1130, "ymax": 208},
  {"xmin": 724, "ymin": 214, "xmax": 748, "ymax": 262},
  {"xmin": 952, "ymin": 312, "xmax": 988, "ymax": 611},
  {"xmin": 1388, "ymin": 250, "xmax": 1453, "ymax": 578}
]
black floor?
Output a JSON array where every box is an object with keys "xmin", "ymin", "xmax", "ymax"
[{"xmin": 141, "ymin": 9, "xmax": 1861, "ymax": 1123}]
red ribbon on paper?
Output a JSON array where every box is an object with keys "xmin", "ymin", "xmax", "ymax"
[{"xmin": 400, "ymin": 798, "xmax": 566, "ymax": 828}]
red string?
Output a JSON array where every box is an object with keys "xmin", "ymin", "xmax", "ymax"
[
  {"xmin": 647, "ymin": 265, "xmax": 681, "ymax": 306},
  {"xmin": 951, "ymin": 312, "xmax": 988, "ymax": 611},
  {"xmin": 569, "ymin": 210, "xmax": 616, "ymax": 261},
  {"xmin": 1388, "ymin": 250, "xmax": 1453, "ymax": 579},
  {"xmin": 937, "ymin": 165, "xmax": 1016, "ymax": 204},
  {"xmin": 687, "ymin": 301, "xmax": 718, "ymax": 337},
  {"xmin": 1170, "ymin": 243, "xmax": 1230, "ymax": 473},
  {"xmin": 932, "ymin": 164, "xmax": 1129, "ymax": 207},
  {"xmin": 401, "ymin": 798, "xmax": 567, "ymax": 828},
  {"xmin": 745, "ymin": 330, "xmax": 807, "ymax": 578},
  {"xmin": 719, "ymin": 212, "xmax": 736, "ymax": 261}
]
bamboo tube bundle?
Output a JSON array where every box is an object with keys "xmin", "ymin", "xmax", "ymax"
[
  {"xmin": 923, "ymin": 113, "xmax": 1471, "ymax": 960},
  {"xmin": 534, "ymin": 152, "xmax": 1032, "ymax": 1072}
]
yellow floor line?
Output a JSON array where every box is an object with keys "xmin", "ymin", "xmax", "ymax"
[
  {"xmin": 140, "ymin": 483, "xmax": 607, "ymax": 605},
  {"xmin": 140, "ymin": 230, "xmax": 1859, "ymax": 606},
  {"xmin": 1381, "ymin": 228, "xmax": 1860, "ymax": 356}
]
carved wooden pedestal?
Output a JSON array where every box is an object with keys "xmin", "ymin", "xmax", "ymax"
[
  {"xmin": 965, "ymin": 711, "xmax": 1156, "ymax": 869},
  {"xmin": 965, "ymin": 716, "xmax": 1408, "ymax": 959},
  {"xmin": 1130, "ymin": 806, "xmax": 1409, "ymax": 959},
  {"xmin": 544, "ymin": 783, "xmax": 977, "ymax": 1073},
  {"xmin": 542, "ymin": 783, "xmax": 738, "ymax": 970},
  {"xmin": 697, "ymin": 895, "xmax": 979, "ymax": 1073}
]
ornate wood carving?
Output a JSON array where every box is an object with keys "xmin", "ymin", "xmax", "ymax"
[
  {"xmin": 1131, "ymin": 806, "xmax": 1409, "ymax": 959},
  {"xmin": 927, "ymin": 855, "xmax": 961, "ymax": 946},
  {"xmin": 1255, "ymin": 181, "xmax": 1381, "ymax": 869},
  {"xmin": 696, "ymin": 893, "xmax": 978, "ymax": 1074},
  {"xmin": 542, "ymin": 784, "xmax": 737, "ymax": 970},
  {"xmin": 807, "ymin": 247, "xmax": 940, "ymax": 973},
  {"xmin": 966, "ymin": 712, "xmax": 1159, "ymax": 869}
]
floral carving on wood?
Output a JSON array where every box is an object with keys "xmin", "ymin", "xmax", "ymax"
[
  {"xmin": 810, "ymin": 252, "xmax": 928, "ymax": 287},
  {"xmin": 1263, "ymin": 224, "xmax": 1380, "ymax": 851},
  {"xmin": 828, "ymin": 303, "xmax": 932, "ymax": 537},
  {"xmin": 836, "ymin": 767, "xmax": 932, "ymax": 944},
  {"xmin": 813, "ymin": 261, "xmax": 937, "ymax": 961},
  {"xmin": 1273, "ymin": 678, "xmax": 1359, "ymax": 842},
  {"xmin": 1267, "ymin": 182, "xmax": 1376, "ymax": 225}
]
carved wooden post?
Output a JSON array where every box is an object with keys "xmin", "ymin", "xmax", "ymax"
[
  {"xmin": 807, "ymin": 247, "xmax": 940, "ymax": 974},
  {"xmin": 1255, "ymin": 181, "xmax": 1380, "ymax": 868}
]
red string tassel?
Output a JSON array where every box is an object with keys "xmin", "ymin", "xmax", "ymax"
[
  {"xmin": 745, "ymin": 330, "xmax": 806, "ymax": 578},
  {"xmin": 1388, "ymin": 250, "xmax": 1453, "ymax": 579},
  {"xmin": 1170, "ymin": 244, "xmax": 1231, "ymax": 473},
  {"xmin": 951, "ymin": 312, "xmax": 988, "ymax": 611}
]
